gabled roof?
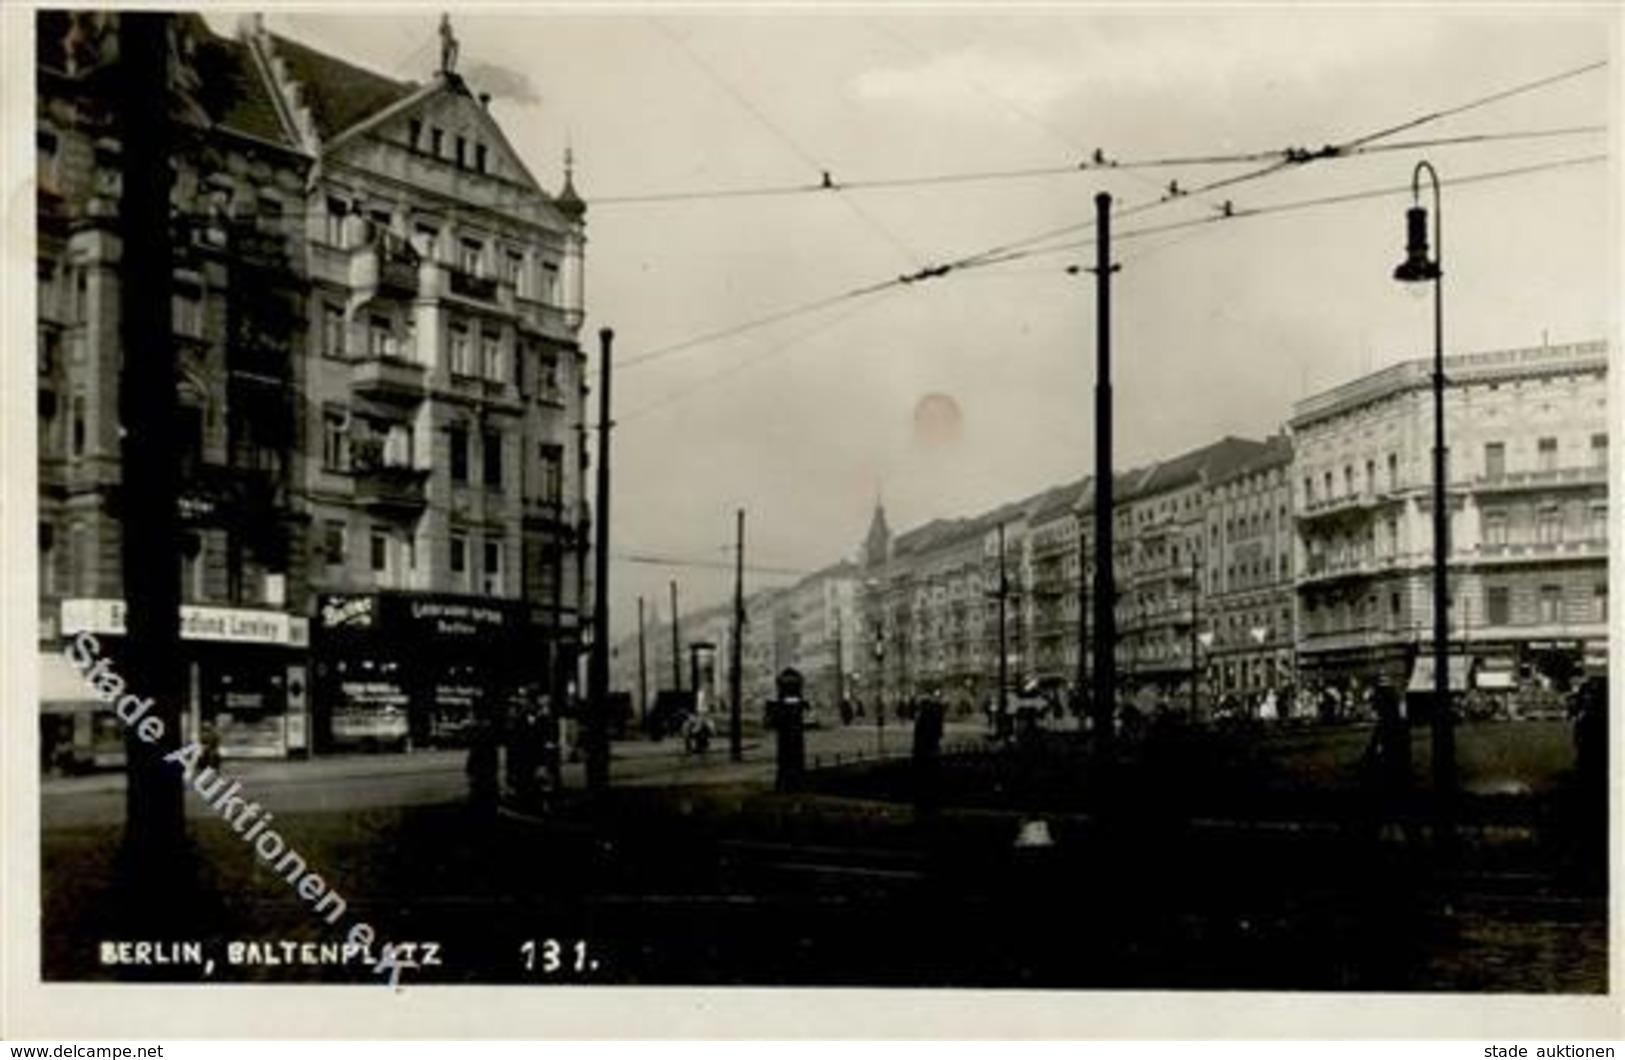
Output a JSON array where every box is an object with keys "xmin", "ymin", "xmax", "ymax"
[
  {"xmin": 193, "ymin": 23, "xmax": 297, "ymax": 149},
  {"xmin": 268, "ymin": 32, "xmax": 417, "ymax": 140}
]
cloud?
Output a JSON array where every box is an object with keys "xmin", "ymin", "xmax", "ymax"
[{"xmin": 463, "ymin": 59, "xmax": 542, "ymax": 104}]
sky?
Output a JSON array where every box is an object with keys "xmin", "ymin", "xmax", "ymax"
[{"xmin": 215, "ymin": 5, "xmax": 1616, "ymax": 637}]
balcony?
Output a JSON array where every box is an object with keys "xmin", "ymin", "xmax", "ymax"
[
  {"xmin": 351, "ymin": 356, "xmax": 427, "ymax": 405},
  {"xmin": 349, "ymin": 234, "xmax": 421, "ymax": 299},
  {"xmin": 448, "ymin": 268, "xmax": 499, "ymax": 303},
  {"xmin": 1477, "ymin": 538, "xmax": 1606, "ymax": 564},
  {"xmin": 1298, "ymin": 553, "xmax": 1384, "ymax": 586},
  {"xmin": 353, "ymin": 464, "xmax": 430, "ymax": 515},
  {"xmin": 1296, "ymin": 489, "xmax": 1385, "ymax": 522},
  {"xmin": 1472, "ymin": 465, "xmax": 1608, "ymax": 494}
]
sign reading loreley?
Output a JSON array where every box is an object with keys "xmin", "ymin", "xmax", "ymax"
[{"xmin": 59, "ymin": 599, "xmax": 310, "ymax": 647}]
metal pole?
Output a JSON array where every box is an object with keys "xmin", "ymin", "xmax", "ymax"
[
  {"xmin": 1076, "ymin": 520, "xmax": 1088, "ymax": 717},
  {"xmin": 586, "ymin": 327, "xmax": 613, "ymax": 792},
  {"xmin": 670, "ymin": 579, "xmax": 681, "ymax": 691},
  {"xmin": 636, "ymin": 595, "xmax": 648, "ymax": 730},
  {"xmin": 1091, "ymin": 192, "xmax": 1119, "ymax": 754},
  {"xmin": 730, "ymin": 508, "xmax": 745, "ymax": 762},
  {"xmin": 1190, "ymin": 549, "xmax": 1199, "ymax": 717},
  {"xmin": 998, "ymin": 522, "xmax": 1010, "ymax": 719},
  {"xmin": 1421, "ymin": 162, "xmax": 1456, "ymax": 847}
]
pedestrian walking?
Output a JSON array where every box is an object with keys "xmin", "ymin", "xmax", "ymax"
[
  {"xmin": 1361, "ymin": 676, "xmax": 1411, "ymax": 842},
  {"xmin": 912, "ymin": 690, "xmax": 946, "ymax": 815}
]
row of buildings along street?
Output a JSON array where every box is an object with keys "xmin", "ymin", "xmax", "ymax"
[
  {"xmin": 614, "ymin": 340, "xmax": 1608, "ymax": 726},
  {"xmin": 35, "ymin": 12, "xmax": 1610, "ymax": 766}
]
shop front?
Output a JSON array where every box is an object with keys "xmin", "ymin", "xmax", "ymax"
[
  {"xmin": 313, "ymin": 591, "xmax": 533, "ymax": 752},
  {"xmin": 51, "ymin": 598, "xmax": 311, "ymax": 764}
]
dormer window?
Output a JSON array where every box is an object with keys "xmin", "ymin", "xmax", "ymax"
[
  {"xmin": 455, "ymin": 135, "xmax": 466, "ymax": 168},
  {"xmin": 408, "ymin": 119, "xmax": 422, "ymax": 149},
  {"xmin": 475, "ymin": 143, "xmax": 488, "ymax": 173},
  {"xmin": 430, "ymin": 127, "xmax": 444, "ymax": 156}
]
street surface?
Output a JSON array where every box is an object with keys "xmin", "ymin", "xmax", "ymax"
[{"xmin": 40, "ymin": 719, "xmax": 989, "ymax": 829}]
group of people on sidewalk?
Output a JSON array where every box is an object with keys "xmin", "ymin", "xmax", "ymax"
[{"xmin": 465, "ymin": 686, "xmax": 563, "ymax": 816}]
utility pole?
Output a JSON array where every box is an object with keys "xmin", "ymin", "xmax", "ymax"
[
  {"xmin": 636, "ymin": 595, "xmax": 649, "ymax": 730},
  {"xmin": 1189, "ymin": 547, "xmax": 1200, "ymax": 717},
  {"xmin": 669, "ymin": 579, "xmax": 681, "ymax": 691},
  {"xmin": 997, "ymin": 521, "xmax": 1010, "ymax": 719},
  {"xmin": 119, "ymin": 12, "xmax": 187, "ymax": 865},
  {"xmin": 1091, "ymin": 192, "xmax": 1120, "ymax": 756},
  {"xmin": 729, "ymin": 508, "xmax": 745, "ymax": 762},
  {"xmin": 833, "ymin": 607, "xmax": 845, "ymax": 717},
  {"xmin": 1076, "ymin": 520, "xmax": 1088, "ymax": 716},
  {"xmin": 586, "ymin": 327, "xmax": 613, "ymax": 793}
]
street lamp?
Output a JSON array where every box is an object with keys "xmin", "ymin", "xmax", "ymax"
[{"xmin": 1392, "ymin": 160, "xmax": 1456, "ymax": 842}]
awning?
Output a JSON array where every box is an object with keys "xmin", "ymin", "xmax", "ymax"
[
  {"xmin": 1408, "ymin": 655, "xmax": 1471, "ymax": 694},
  {"xmin": 1475, "ymin": 670, "xmax": 1517, "ymax": 690},
  {"xmin": 39, "ymin": 652, "xmax": 101, "ymax": 708}
]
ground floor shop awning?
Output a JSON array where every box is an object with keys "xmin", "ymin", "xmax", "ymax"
[
  {"xmin": 39, "ymin": 651, "xmax": 98, "ymax": 707},
  {"xmin": 1408, "ymin": 654, "xmax": 1471, "ymax": 694}
]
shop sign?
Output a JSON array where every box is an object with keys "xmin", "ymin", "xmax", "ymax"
[
  {"xmin": 408, "ymin": 599, "xmax": 510, "ymax": 637},
  {"xmin": 60, "ymin": 599, "xmax": 308, "ymax": 647},
  {"xmin": 320, "ymin": 595, "xmax": 377, "ymax": 631}
]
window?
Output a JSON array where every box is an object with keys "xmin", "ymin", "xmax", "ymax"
[
  {"xmin": 1343, "ymin": 465, "xmax": 1354, "ymax": 496},
  {"xmin": 324, "ymin": 196, "xmax": 348, "ymax": 246},
  {"xmin": 322, "ymin": 408, "xmax": 349, "ymax": 471},
  {"xmin": 172, "ymin": 288, "xmax": 203, "ymax": 339},
  {"xmin": 323, "ymin": 520, "xmax": 346, "ymax": 565},
  {"xmin": 542, "ymin": 262, "xmax": 560, "ymax": 303},
  {"xmin": 368, "ymin": 315, "xmax": 397, "ymax": 358},
  {"xmin": 1387, "ymin": 453, "xmax": 1398, "ymax": 490},
  {"xmin": 256, "ymin": 193, "xmax": 282, "ymax": 230},
  {"xmin": 37, "ymin": 128, "xmax": 58, "ymax": 187},
  {"xmin": 73, "ymin": 269, "xmax": 88, "ymax": 325},
  {"xmin": 481, "ymin": 333, "xmax": 502, "ymax": 381},
  {"xmin": 1484, "ymin": 441, "xmax": 1505, "ymax": 479},
  {"xmin": 1481, "ymin": 508, "xmax": 1507, "ymax": 546},
  {"xmin": 39, "ymin": 523, "xmax": 56, "ymax": 596},
  {"xmin": 384, "ymin": 423, "xmax": 414, "ymax": 467},
  {"xmin": 71, "ymin": 395, "xmax": 86, "ymax": 456},
  {"xmin": 1591, "ymin": 433, "xmax": 1607, "ymax": 469},
  {"xmin": 450, "ymin": 533, "xmax": 466, "ymax": 573},
  {"xmin": 430, "ymin": 127, "xmax": 444, "ymax": 156},
  {"xmin": 449, "ymin": 425, "xmax": 469, "ymax": 484},
  {"xmin": 455, "ymin": 135, "xmax": 467, "ymax": 168},
  {"xmin": 459, "ymin": 238, "xmax": 482, "ymax": 275},
  {"xmin": 1323, "ymin": 471, "xmax": 1332, "ymax": 498},
  {"xmin": 450, "ymin": 323, "xmax": 473, "ymax": 376},
  {"xmin": 504, "ymin": 250, "xmax": 524, "ymax": 287},
  {"xmin": 408, "ymin": 119, "xmax": 422, "ymax": 149},
  {"xmin": 1535, "ymin": 504, "xmax": 1562, "ymax": 545},
  {"xmin": 1587, "ymin": 502, "xmax": 1607, "ymax": 542},
  {"xmin": 1364, "ymin": 459, "xmax": 1375, "ymax": 495},
  {"xmin": 483, "ymin": 540, "xmax": 503, "ymax": 594},
  {"xmin": 483, "ymin": 430, "xmax": 502, "ymax": 489},
  {"xmin": 323, "ymin": 304, "xmax": 347, "ymax": 359},
  {"xmin": 1486, "ymin": 586, "xmax": 1510, "ymax": 626},
  {"xmin": 1537, "ymin": 436, "xmax": 1558, "ymax": 472},
  {"xmin": 475, "ymin": 143, "xmax": 488, "ymax": 173},
  {"xmin": 1596, "ymin": 584, "xmax": 1608, "ymax": 622},
  {"xmin": 1302, "ymin": 476, "xmax": 1313, "ymax": 504},
  {"xmin": 413, "ymin": 223, "xmax": 439, "ymax": 259},
  {"xmin": 1538, "ymin": 585, "xmax": 1563, "ymax": 624},
  {"xmin": 370, "ymin": 529, "xmax": 389, "ymax": 574}
]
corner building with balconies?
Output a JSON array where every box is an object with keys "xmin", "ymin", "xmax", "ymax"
[
  {"xmin": 237, "ymin": 17, "xmax": 593, "ymax": 751},
  {"xmin": 1290, "ymin": 341, "xmax": 1608, "ymax": 704}
]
